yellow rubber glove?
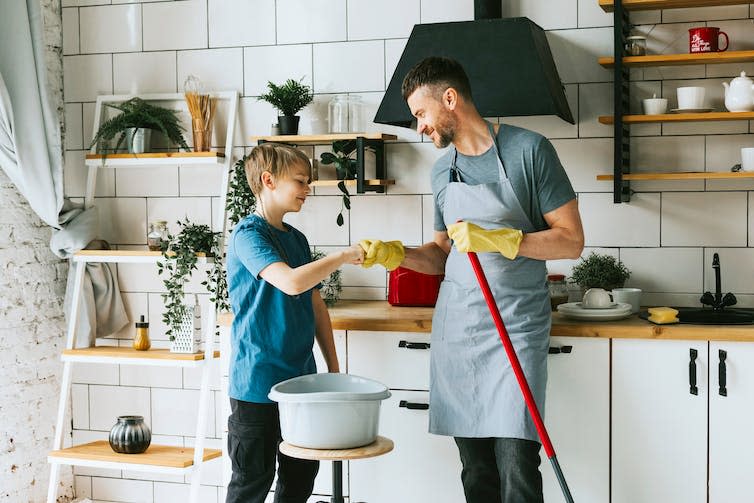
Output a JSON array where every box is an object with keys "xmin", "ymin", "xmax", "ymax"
[
  {"xmin": 359, "ymin": 239, "xmax": 405, "ymax": 271},
  {"xmin": 447, "ymin": 221, "xmax": 523, "ymax": 259}
]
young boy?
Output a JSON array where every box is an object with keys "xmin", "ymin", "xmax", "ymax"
[{"xmin": 226, "ymin": 143, "xmax": 364, "ymax": 503}]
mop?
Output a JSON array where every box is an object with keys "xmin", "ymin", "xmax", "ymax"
[{"xmin": 466, "ymin": 251, "xmax": 575, "ymax": 503}]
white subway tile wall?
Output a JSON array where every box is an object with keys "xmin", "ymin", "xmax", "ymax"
[{"xmin": 61, "ymin": 0, "xmax": 754, "ymax": 499}]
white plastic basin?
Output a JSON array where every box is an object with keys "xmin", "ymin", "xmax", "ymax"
[{"xmin": 269, "ymin": 373, "xmax": 391, "ymax": 449}]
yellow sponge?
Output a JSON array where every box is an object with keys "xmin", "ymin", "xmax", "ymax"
[{"xmin": 648, "ymin": 307, "xmax": 679, "ymax": 324}]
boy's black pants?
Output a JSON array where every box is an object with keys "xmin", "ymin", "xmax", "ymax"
[{"xmin": 226, "ymin": 398, "xmax": 319, "ymax": 503}]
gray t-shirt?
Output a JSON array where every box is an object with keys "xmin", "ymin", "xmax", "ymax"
[{"xmin": 432, "ymin": 123, "xmax": 576, "ymax": 232}]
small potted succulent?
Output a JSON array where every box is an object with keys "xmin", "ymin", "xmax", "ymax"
[
  {"xmin": 569, "ymin": 252, "xmax": 631, "ymax": 291},
  {"xmin": 90, "ymin": 97, "xmax": 190, "ymax": 154},
  {"xmin": 257, "ymin": 78, "xmax": 314, "ymax": 135}
]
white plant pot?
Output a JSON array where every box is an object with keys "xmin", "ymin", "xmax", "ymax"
[{"xmin": 126, "ymin": 127, "xmax": 152, "ymax": 154}]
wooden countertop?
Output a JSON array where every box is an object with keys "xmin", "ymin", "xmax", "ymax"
[{"xmin": 218, "ymin": 300, "xmax": 754, "ymax": 342}]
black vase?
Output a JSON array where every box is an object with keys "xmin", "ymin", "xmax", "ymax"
[
  {"xmin": 278, "ymin": 115, "xmax": 300, "ymax": 135},
  {"xmin": 109, "ymin": 415, "xmax": 151, "ymax": 454}
]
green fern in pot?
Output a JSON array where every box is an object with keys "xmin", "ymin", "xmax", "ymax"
[{"xmin": 569, "ymin": 252, "xmax": 630, "ymax": 291}]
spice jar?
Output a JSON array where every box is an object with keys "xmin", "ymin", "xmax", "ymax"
[
  {"xmin": 547, "ymin": 274, "xmax": 570, "ymax": 311},
  {"xmin": 625, "ymin": 35, "xmax": 647, "ymax": 56},
  {"xmin": 133, "ymin": 315, "xmax": 151, "ymax": 350},
  {"xmin": 147, "ymin": 220, "xmax": 168, "ymax": 251}
]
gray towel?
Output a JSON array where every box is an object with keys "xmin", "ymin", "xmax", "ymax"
[{"xmin": 52, "ymin": 201, "xmax": 129, "ymax": 348}]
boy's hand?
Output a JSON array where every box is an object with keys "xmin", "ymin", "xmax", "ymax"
[
  {"xmin": 447, "ymin": 221, "xmax": 523, "ymax": 259},
  {"xmin": 343, "ymin": 243, "xmax": 365, "ymax": 265},
  {"xmin": 359, "ymin": 239, "xmax": 405, "ymax": 270}
]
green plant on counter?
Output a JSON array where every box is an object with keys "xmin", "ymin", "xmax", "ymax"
[
  {"xmin": 226, "ymin": 154, "xmax": 256, "ymax": 229},
  {"xmin": 311, "ymin": 249, "xmax": 342, "ymax": 306},
  {"xmin": 157, "ymin": 218, "xmax": 228, "ymax": 339},
  {"xmin": 89, "ymin": 97, "xmax": 190, "ymax": 154},
  {"xmin": 257, "ymin": 78, "xmax": 313, "ymax": 118},
  {"xmin": 569, "ymin": 252, "xmax": 630, "ymax": 290}
]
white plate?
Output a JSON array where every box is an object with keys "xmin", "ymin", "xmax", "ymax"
[
  {"xmin": 557, "ymin": 302, "xmax": 633, "ymax": 321},
  {"xmin": 670, "ymin": 107, "xmax": 714, "ymax": 113},
  {"xmin": 573, "ymin": 301, "xmax": 618, "ymax": 310}
]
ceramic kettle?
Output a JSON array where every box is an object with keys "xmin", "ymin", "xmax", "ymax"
[{"xmin": 723, "ymin": 71, "xmax": 754, "ymax": 112}]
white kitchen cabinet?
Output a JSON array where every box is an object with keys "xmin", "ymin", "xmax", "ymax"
[
  {"xmin": 348, "ymin": 390, "xmax": 464, "ymax": 503},
  {"xmin": 612, "ymin": 339, "xmax": 708, "ymax": 503},
  {"xmin": 346, "ymin": 331, "xmax": 430, "ymax": 390},
  {"xmin": 709, "ymin": 341, "xmax": 754, "ymax": 503},
  {"xmin": 542, "ymin": 337, "xmax": 609, "ymax": 503}
]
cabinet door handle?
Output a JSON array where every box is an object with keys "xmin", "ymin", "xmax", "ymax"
[
  {"xmin": 399, "ymin": 400, "xmax": 429, "ymax": 410},
  {"xmin": 719, "ymin": 349, "xmax": 727, "ymax": 397},
  {"xmin": 398, "ymin": 340, "xmax": 430, "ymax": 350},
  {"xmin": 689, "ymin": 348, "xmax": 698, "ymax": 396},
  {"xmin": 548, "ymin": 345, "xmax": 573, "ymax": 354}
]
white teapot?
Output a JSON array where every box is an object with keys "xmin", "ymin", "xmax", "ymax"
[{"xmin": 723, "ymin": 71, "xmax": 754, "ymax": 112}]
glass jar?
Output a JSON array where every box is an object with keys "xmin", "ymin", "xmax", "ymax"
[
  {"xmin": 147, "ymin": 220, "xmax": 168, "ymax": 251},
  {"xmin": 328, "ymin": 95, "xmax": 363, "ymax": 133},
  {"xmin": 625, "ymin": 35, "xmax": 647, "ymax": 56},
  {"xmin": 547, "ymin": 274, "xmax": 570, "ymax": 311}
]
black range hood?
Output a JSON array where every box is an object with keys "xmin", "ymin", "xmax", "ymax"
[{"xmin": 375, "ymin": 6, "xmax": 574, "ymax": 128}]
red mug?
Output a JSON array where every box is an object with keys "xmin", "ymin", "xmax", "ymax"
[{"xmin": 689, "ymin": 27, "xmax": 729, "ymax": 53}]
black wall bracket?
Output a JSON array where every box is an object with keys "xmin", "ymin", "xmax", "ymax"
[{"xmin": 613, "ymin": 0, "xmax": 632, "ymax": 203}]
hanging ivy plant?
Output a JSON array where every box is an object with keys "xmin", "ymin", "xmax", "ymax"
[
  {"xmin": 319, "ymin": 140, "xmax": 360, "ymax": 226},
  {"xmin": 226, "ymin": 154, "xmax": 256, "ymax": 228},
  {"xmin": 311, "ymin": 249, "xmax": 342, "ymax": 306},
  {"xmin": 157, "ymin": 218, "xmax": 229, "ymax": 339}
]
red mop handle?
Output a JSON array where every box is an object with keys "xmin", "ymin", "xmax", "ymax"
[{"xmin": 467, "ymin": 251, "xmax": 556, "ymax": 458}]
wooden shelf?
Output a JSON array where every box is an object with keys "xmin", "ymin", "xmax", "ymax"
[
  {"xmin": 73, "ymin": 250, "xmax": 213, "ymax": 264},
  {"xmin": 597, "ymin": 171, "xmax": 754, "ymax": 181},
  {"xmin": 49, "ymin": 441, "xmax": 221, "ymax": 473},
  {"xmin": 599, "ymin": 0, "xmax": 752, "ymax": 12},
  {"xmin": 599, "ymin": 50, "xmax": 754, "ymax": 68},
  {"xmin": 599, "ymin": 111, "xmax": 754, "ymax": 124},
  {"xmin": 251, "ymin": 133, "xmax": 397, "ymax": 145},
  {"xmin": 85, "ymin": 151, "xmax": 226, "ymax": 167},
  {"xmin": 62, "ymin": 347, "xmax": 220, "ymax": 367},
  {"xmin": 311, "ymin": 179, "xmax": 395, "ymax": 187}
]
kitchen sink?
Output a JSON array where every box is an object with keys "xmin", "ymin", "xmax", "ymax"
[{"xmin": 676, "ymin": 308, "xmax": 754, "ymax": 325}]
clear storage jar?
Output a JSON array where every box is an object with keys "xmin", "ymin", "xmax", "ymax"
[
  {"xmin": 328, "ymin": 95, "xmax": 363, "ymax": 133},
  {"xmin": 547, "ymin": 274, "xmax": 569, "ymax": 311},
  {"xmin": 147, "ymin": 220, "xmax": 168, "ymax": 251}
]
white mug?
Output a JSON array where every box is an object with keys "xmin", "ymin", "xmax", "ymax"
[
  {"xmin": 676, "ymin": 86, "xmax": 706, "ymax": 110},
  {"xmin": 611, "ymin": 287, "xmax": 642, "ymax": 314},
  {"xmin": 741, "ymin": 147, "xmax": 754, "ymax": 172},
  {"xmin": 582, "ymin": 288, "xmax": 613, "ymax": 309},
  {"xmin": 643, "ymin": 98, "xmax": 668, "ymax": 115}
]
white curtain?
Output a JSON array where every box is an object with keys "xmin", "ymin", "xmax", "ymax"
[{"xmin": 0, "ymin": 0, "xmax": 64, "ymax": 228}]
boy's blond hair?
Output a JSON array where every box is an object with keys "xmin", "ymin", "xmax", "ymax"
[{"xmin": 244, "ymin": 143, "xmax": 311, "ymax": 196}]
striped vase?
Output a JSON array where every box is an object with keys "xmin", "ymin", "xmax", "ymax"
[{"xmin": 108, "ymin": 415, "xmax": 151, "ymax": 454}]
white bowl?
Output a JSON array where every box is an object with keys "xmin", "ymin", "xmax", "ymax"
[
  {"xmin": 269, "ymin": 373, "xmax": 391, "ymax": 449},
  {"xmin": 643, "ymin": 98, "xmax": 668, "ymax": 115}
]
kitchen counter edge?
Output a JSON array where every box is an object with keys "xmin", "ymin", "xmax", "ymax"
[{"xmin": 217, "ymin": 300, "xmax": 754, "ymax": 342}]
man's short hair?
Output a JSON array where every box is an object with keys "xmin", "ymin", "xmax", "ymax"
[
  {"xmin": 401, "ymin": 56, "xmax": 473, "ymax": 101},
  {"xmin": 244, "ymin": 143, "xmax": 310, "ymax": 196}
]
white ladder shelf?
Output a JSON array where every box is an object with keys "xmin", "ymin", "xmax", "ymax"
[{"xmin": 47, "ymin": 91, "xmax": 238, "ymax": 503}]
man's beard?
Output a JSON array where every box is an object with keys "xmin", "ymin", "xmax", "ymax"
[{"xmin": 434, "ymin": 111, "xmax": 457, "ymax": 148}]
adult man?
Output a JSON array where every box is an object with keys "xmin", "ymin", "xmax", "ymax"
[{"xmin": 360, "ymin": 57, "xmax": 584, "ymax": 502}]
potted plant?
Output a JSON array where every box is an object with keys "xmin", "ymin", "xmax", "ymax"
[
  {"xmin": 257, "ymin": 78, "xmax": 313, "ymax": 135},
  {"xmin": 319, "ymin": 139, "xmax": 373, "ymax": 226},
  {"xmin": 569, "ymin": 252, "xmax": 631, "ymax": 291},
  {"xmin": 90, "ymin": 97, "xmax": 190, "ymax": 154},
  {"xmin": 157, "ymin": 218, "xmax": 229, "ymax": 341},
  {"xmin": 311, "ymin": 249, "xmax": 343, "ymax": 306}
]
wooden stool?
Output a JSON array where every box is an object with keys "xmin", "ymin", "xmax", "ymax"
[{"xmin": 279, "ymin": 435, "xmax": 394, "ymax": 503}]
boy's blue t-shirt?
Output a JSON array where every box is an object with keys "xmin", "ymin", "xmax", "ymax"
[{"xmin": 227, "ymin": 214, "xmax": 317, "ymax": 403}]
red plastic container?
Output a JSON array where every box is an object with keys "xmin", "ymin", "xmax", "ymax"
[{"xmin": 388, "ymin": 267, "xmax": 443, "ymax": 307}]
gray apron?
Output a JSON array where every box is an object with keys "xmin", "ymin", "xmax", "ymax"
[{"xmin": 429, "ymin": 122, "xmax": 550, "ymax": 442}]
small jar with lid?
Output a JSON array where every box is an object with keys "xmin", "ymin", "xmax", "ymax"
[
  {"xmin": 147, "ymin": 221, "xmax": 168, "ymax": 251},
  {"xmin": 625, "ymin": 35, "xmax": 647, "ymax": 56},
  {"xmin": 547, "ymin": 274, "xmax": 570, "ymax": 311}
]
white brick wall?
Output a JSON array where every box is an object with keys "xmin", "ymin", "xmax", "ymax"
[
  {"xmin": 59, "ymin": 0, "xmax": 754, "ymax": 500},
  {"xmin": 0, "ymin": 167, "xmax": 72, "ymax": 503}
]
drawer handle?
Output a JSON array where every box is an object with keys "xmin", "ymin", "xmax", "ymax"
[
  {"xmin": 719, "ymin": 349, "xmax": 727, "ymax": 397},
  {"xmin": 689, "ymin": 348, "xmax": 698, "ymax": 396},
  {"xmin": 398, "ymin": 340, "xmax": 430, "ymax": 350},
  {"xmin": 548, "ymin": 345, "xmax": 573, "ymax": 355},
  {"xmin": 399, "ymin": 400, "xmax": 429, "ymax": 410}
]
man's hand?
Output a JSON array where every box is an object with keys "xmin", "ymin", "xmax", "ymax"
[
  {"xmin": 446, "ymin": 222, "xmax": 523, "ymax": 259},
  {"xmin": 359, "ymin": 239, "xmax": 405, "ymax": 270}
]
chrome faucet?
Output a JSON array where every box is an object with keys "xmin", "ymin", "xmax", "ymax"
[{"xmin": 700, "ymin": 253, "xmax": 737, "ymax": 311}]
